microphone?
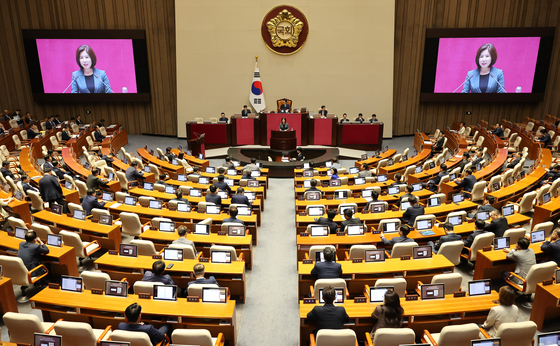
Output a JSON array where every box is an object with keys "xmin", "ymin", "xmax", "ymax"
[
  {"xmin": 490, "ymin": 73, "xmax": 507, "ymax": 93},
  {"xmin": 63, "ymin": 76, "xmax": 77, "ymax": 93},
  {"xmin": 94, "ymin": 73, "xmax": 114, "ymax": 93},
  {"xmin": 452, "ymin": 74, "xmax": 473, "ymax": 93}
]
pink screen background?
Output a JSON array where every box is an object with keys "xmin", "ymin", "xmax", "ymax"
[
  {"xmin": 36, "ymin": 39, "xmax": 137, "ymax": 93},
  {"xmin": 434, "ymin": 37, "xmax": 540, "ymax": 93}
]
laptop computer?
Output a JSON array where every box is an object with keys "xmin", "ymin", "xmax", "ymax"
[
  {"xmin": 159, "ymin": 221, "xmax": 175, "ymax": 232},
  {"xmin": 202, "ymin": 287, "xmax": 227, "ymax": 303},
  {"xmin": 51, "ymin": 203, "xmax": 63, "ymax": 214},
  {"xmin": 416, "ymin": 219, "xmax": 432, "ymax": 230},
  {"xmin": 452, "ymin": 193, "xmax": 464, "ymax": 203},
  {"xmin": 119, "ymin": 243, "xmax": 138, "ymax": 257},
  {"xmin": 531, "ymin": 230, "xmax": 546, "ymax": 243},
  {"xmin": 448, "ymin": 215, "xmax": 463, "ymax": 226},
  {"xmin": 471, "ymin": 339, "xmax": 501, "ymax": 346},
  {"xmin": 329, "ymin": 179, "xmax": 341, "ymax": 187},
  {"xmin": 153, "ymin": 284, "xmax": 177, "ymax": 301},
  {"xmin": 412, "ymin": 183, "xmax": 422, "ymax": 191},
  {"xmin": 369, "ymin": 286, "xmax": 394, "ymax": 303},
  {"xmin": 502, "ymin": 204, "xmax": 514, "ymax": 217},
  {"xmin": 99, "ymin": 214, "xmax": 113, "ymax": 225},
  {"xmin": 124, "ymin": 196, "xmax": 137, "ymax": 206},
  {"xmin": 428, "ymin": 197, "xmax": 441, "ymax": 207},
  {"xmin": 307, "ymin": 206, "xmax": 324, "ymax": 216},
  {"xmin": 383, "ymin": 222, "xmax": 399, "ymax": 233},
  {"xmin": 206, "ymin": 205, "xmax": 220, "ymax": 214},
  {"xmin": 143, "ymin": 182, "xmax": 153, "ymax": 191},
  {"xmin": 14, "ymin": 226, "xmax": 27, "ymax": 239},
  {"xmin": 493, "ymin": 237, "xmax": 510, "ymax": 250},
  {"xmin": 102, "ymin": 191, "xmax": 114, "ymax": 202},
  {"xmin": 310, "ymin": 225, "xmax": 329, "ymax": 237},
  {"xmin": 346, "ymin": 225, "xmax": 364, "ymax": 236},
  {"xmin": 468, "ymin": 279, "xmax": 492, "ymax": 297},
  {"xmin": 34, "ymin": 333, "xmax": 62, "ymax": 346},
  {"xmin": 413, "ymin": 246, "xmax": 432, "ymax": 259},
  {"xmin": 476, "ymin": 211, "xmax": 490, "ymax": 221},
  {"xmin": 228, "ymin": 225, "xmax": 246, "ymax": 236},
  {"xmin": 365, "ymin": 249, "xmax": 385, "ymax": 262},
  {"xmin": 73, "ymin": 209, "xmax": 86, "ymax": 221},
  {"xmin": 306, "ymin": 191, "xmax": 321, "ymax": 201},
  {"xmin": 377, "ymin": 175, "xmax": 388, "ymax": 182},
  {"xmin": 335, "ymin": 190, "xmax": 348, "ymax": 200},
  {"xmin": 61, "ymin": 275, "xmax": 83, "ymax": 293},
  {"xmin": 420, "ymin": 283, "xmax": 445, "ymax": 300},
  {"xmin": 105, "ymin": 280, "xmax": 128, "ymax": 297},
  {"xmin": 211, "ymin": 251, "xmax": 232, "ymax": 263},
  {"xmin": 388, "ymin": 186, "xmax": 400, "ymax": 195},
  {"xmin": 194, "ymin": 224, "xmax": 210, "ymax": 235},
  {"xmin": 176, "ymin": 202, "xmax": 191, "ymax": 212},
  {"xmin": 163, "ymin": 248, "xmax": 183, "ymax": 261},
  {"xmin": 149, "ymin": 200, "xmax": 163, "ymax": 209},
  {"xmin": 46, "ymin": 234, "xmax": 62, "ymax": 247},
  {"xmin": 100, "ymin": 341, "xmax": 131, "ymax": 346}
]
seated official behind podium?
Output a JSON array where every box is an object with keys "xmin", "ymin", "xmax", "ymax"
[
  {"xmin": 172, "ymin": 225, "xmax": 197, "ymax": 254},
  {"xmin": 541, "ymin": 228, "xmax": 560, "ymax": 266},
  {"xmin": 370, "ymin": 114, "xmax": 379, "ymax": 123},
  {"xmin": 307, "ymin": 285, "xmax": 349, "ymax": 334},
  {"xmin": 279, "ymin": 117, "xmax": 289, "ymax": 131},
  {"xmin": 187, "ymin": 263, "xmax": 219, "ymax": 288},
  {"xmin": 241, "ymin": 105, "xmax": 251, "ymax": 117},
  {"xmin": 355, "ymin": 113, "xmax": 365, "ymax": 123},
  {"xmin": 319, "ymin": 105, "xmax": 328, "ymax": 118},
  {"xmin": 314, "ymin": 209, "xmax": 338, "ymax": 234},
  {"xmin": 142, "ymin": 260, "xmax": 175, "ymax": 285},
  {"xmin": 380, "ymin": 225, "xmax": 414, "ymax": 247},
  {"xmin": 339, "ymin": 113, "xmax": 349, "ymax": 124},
  {"xmin": 311, "ymin": 247, "xmax": 342, "ymax": 279},
  {"xmin": 223, "ymin": 205, "xmax": 244, "ymax": 225},
  {"xmin": 232, "ymin": 187, "xmax": 251, "ymax": 207},
  {"xmin": 205, "ymin": 185, "xmax": 222, "ymax": 208},
  {"xmin": 119, "ymin": 303, "xmax": 171, "ymax": 346},
  {"xmin": 370, "ymin": 290, "xmax": 404, "ymax": 339},
  {"xmin": 218, "ymin": 112, "xmax": 229, "ymax": 123},
  {"xmin": 279, "ymin": 100, "xmax": 290, "ymax": 113},
  {"xmin": 402, "ymin": 196, "xmax": 424, "ymax": 226}
]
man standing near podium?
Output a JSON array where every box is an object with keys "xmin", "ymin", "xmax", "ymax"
[
  {"xmin": 280, "ymin": 100, "xmax": 290, "ymax": 113},
  {"xmin": 242, "ymin": 105, "xmax": 251, "ymax": 117}
]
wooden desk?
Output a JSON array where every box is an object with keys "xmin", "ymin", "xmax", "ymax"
[
  {"xmin": 100, "ymin": 148, "xmax": 156, "ymax": 183},
  {"xmin": 473, "ymin": 242, "xmax": 547, "ymax": 280},
  {"xmin": 171, "ymin": 148, "xmax": 209, "ymax": 169},
  {"xmin": 298, "ymin": 255, "xmax": 454, "ymax": 298},
  {"xmin": 294, "ymin": 180, "xmax": 396, "ymax": 198},
  {"xmin": 530, "ymin": 283, "xmax": 560, "ymax": 331},
  {"xmin": 137, "ymin": 148, "xmax": 185, "ymax": 179},
  {"xmin": 101, "ymin": 127, "xmax": 128, "ymax": 152},
  {"xmin": 105, "ymin": 202, "xmax": 259, "ymax": 245},
  {"xmin": 378, "ymin": 133, "xmax": 432, "ymax": 179},
  {"xmin": 0, "ymin": 277, "xmax": 18, "ymax": 314},
  {"xmin": 61, "ymin": 147, "xmax": 121, "ymax": 194},
  {"xmin": 140, "ymin": 230, "xmax": 253, "ymax": 270},
  {"xmin": 94, "ymin": 253, "xmax": 247, "ymax": 303},
  {"xmin": 299, "ymin": 292, "xmax": 499, "ymax": 343},
  {"xmin": 354, "ymin": 149, "xmax": 397, "ymax": 167},
  {"xmin": 30, "ymin": 288, "xmax": 237, "ymax": 345},
  {"xmin": 199, "ymin": 171, "xmax": 268, "ymax": 190},
  {"xmin": 533, "ymin": 194, "xmax": 560, "ymax": 228},
  {"xmin": 32, "ymin": 210, "xmax": 122, "ymax": 250},
  {"xmin": 165, "ymin": 178, "xmax": 267, "ymax": 199},
  {"xmin": 0, "ymin": 232, "xmax": 78, "ymax": 276}
]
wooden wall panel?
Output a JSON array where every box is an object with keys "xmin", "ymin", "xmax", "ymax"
[
  {"xmin": 0, "ymin": 0, "xmax": 176, "ymax": 136},
  {"xmin": 394, "ymin": 0, "xmax": 560, "ymax": 136}
]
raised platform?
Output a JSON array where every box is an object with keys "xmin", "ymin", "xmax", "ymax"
[{"xmin": 227, "ymin": 147, "xmax": 340, "ymax": 178}]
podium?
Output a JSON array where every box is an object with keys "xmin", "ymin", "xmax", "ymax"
[
  {"xmin": 188, "ymin": 133, "xmax": 205, "ymax": 157},
  {"xmin": 270, "ymin": 130, "xmax": 296, "ymax": 151}
]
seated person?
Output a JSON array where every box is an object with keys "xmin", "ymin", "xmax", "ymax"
[
  {"xmin": 389, "ymin": 173, "xmax": 403, "ymax": 187},
  {"xmin": 156, "ymin": 173, "xmax": 168, "ymax": 185},
  {"xmin": 358, "ymin": 163, "xmax": 372, "ymax": 178},
  {"xmin": 243, "ymin": 157, "xmax": 260, "ymax": 172},
  {"xmin": 27, "ymin": 126, "xmax": 38, "ymax": 140},
  {"xmin": 164, "ymin": 147, "xmax": 176, "ymax": 162},
  {"xmin": 223, "ymin": 156, "xmax": 234, "ymax": 168},
  {"xmin": 306, "ymin": 285, "xmax": 349, "ymax": 334},
  {"xmin": 125, "ymin": 162, "xmax": 144, "ymax": 187},
  {"xmin": 463, "ymin": 219, "xmax": 487, "ymax": 249},
  {"xmin": 454, "ymin": 168, "xmax": 476, "ymax": 192},
  {"xmin": 354, "ymin": 113, "xmax": 365, "ymax": 123},
  {"xmin": 61, "ymin": 125, "xmax": 71, "ymax": 141},
  {"xmin": 402, "ymin": 196, "xmax": 424, "ymax": 226},
  {"xmin": 537, "ymin": 128, "xmax": 552, "ymax": 148},
  {"xmin": 17, "ymin": 230, "xmax": 49, "ymax": 272},
  {"xmin": 142, "ymin": 260, "xmax": 175, "ymax": 285},
  {"xmin": 82, "ymin": 189, "xmax": 106, "ymax": 216},
  {"xmin": 370, "ymin": 114, "xmax": 379, "ymax": 123},
  {"xmin": 397, "ymin": 185, "xmax": 414, "ymax": 205},
  {"xmin": 318, "ymin": 105, "xmax": 328, "ymax": 118},
  {"xmin": 205, "ymin": 185, "xmax": 222, "ymax": 208},
  {"xmin": 241, "ymin": 105, "xmax": 251, "ymax": 117},
  {"xmin": 467, "ymin": 195, "xmax": 496, "ymax": 219},
  {"xmin": 430, "ymin": 132, "xmax": 445, "ymax": 157},
  {"xmin": 93, "ymin": 126, "xmax": 105, "ymax": 141},
  {"xmin": 541, "ymin": 228, "xmax": 560, "ymax": 266},
  {"xmin": 490, "ymin": 123, "xmax": 504, "ymax": 137},
  {"xmin": 480, "ymin": 286, "xmax": 518, "ymax": 338},
  {"xmin": 380, "ymin": 224, "xmax": 415, "ymax": 246},
  {"xmin": 428, "ymin": 222, "xmax": 461, "ymax": 254},
  {"xmin": 51, "ymin": 160, "xmax": 67, "ymax": 181},
  {"xmin": 187, "ymin": 263, "xmax": 219, "ymax": 288},
  {"xmin": 472, "ymin": 150, "xmax": 484, "ymax": 166},
  {"xmin": 458, "ymin": 152, "xmax": 471, "ymax": 172},
  {"xmin": 364, "ymin": 190, "xmax": 380, "ymax": 212},
  {"xmin": 485, "ymin": 210, "xmax": 508, "ymax": 238},
  {"xmin": 231, "ymin": 187, "xmax": 251, "ymax": 207},
  {"xmin": 538, "ymin": 164, "xmax": 560, "ymax": 187},
  {"xmin": 279, "ymin": 100, "xmax": 290, "ymax": 113},
  {"xmin": 241, "ymin": 169, "xmax": 254, "ymax": 180},
  {"xmin": 330, "ymin": 168, "xmax": 339, "ymax": 180},
  {"xmin": 370, "ymin": 290, "xmax": 404, "ymax": 339},
  {"xmin": 21, "ymin": 174, "xmax": 39, "ymax": 194},
  {"xmin": 171, "ymin": 225, "xmax": 197, "ymax": 254},
  {"xmin": 314, "ymin": 208, "xmax": 338, "ymax": 234},
  {"xmin": 310, "ymin": 247, "xmax": 342, "ymax": 279},
  {"xmin": 86, "ymin": 168, "xmax": 108, "ymax": 190},
  {"xmin": 0, "ymin": 161, "xmax": 16, "ymax": 181},
  {"xmin": 503, "ymin": 237, "xmax": 536, "ymax": 281},
  {"xmin": 118, "ymin": 303, "xmax": 171, "ymax": 346},
  {"xmin": 294, "ymin": 147, "xmax": 304, "ymax": 161},
  {"xmin": 339, "ymin": 113, "xmax": 349, "ymax": 124},
  {"xmin": 340, "ymin": 208, "xmax": 361, "ymax": 231},
  {"xmin": 503, "ymin": 151, "xmax": 522, "ymax": 172},
  {"xmin": 170, "ymin": 190, "xmax": 190, "ymax": 204},
  {"xmin": 218, "ymin": 112, "xmax": 229, "ymax": 123},
  {"xmin": 215, "ymin": 174, "xmax": 232, "ymax": 194},
  {"xmin": 222, "ymin": 205, "xmax": 244, "ymax": 225},
  {"xmin": 331, "ymin": 157, "xmax": 342, "ymax": 169},
  {"xmin": 426, "ymin": 164, "xmax": 448, "ymax": 192},
  {"xmin": 305, "ymin": 179, "xmax": 321, "ymax": 193}
]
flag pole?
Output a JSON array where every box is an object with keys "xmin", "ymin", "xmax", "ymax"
[{"xmin": 255, "ymin": 56, "xmax": 258, "ymax": 67}]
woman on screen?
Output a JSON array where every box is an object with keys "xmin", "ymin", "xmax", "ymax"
[
  {"xmin": 462, "ymin": 43, "xmax": 505, "ymax": 93},
  {"xmin": 71, "ymin": 45, "xmax": 112, "ymax": 94},
  {"xmin": 370, "ymin": 290, "xmax": 404, "ymax": 339},
  {"xmin": 279, "ymin": 117, "xmax": 289, "ymax": 131}
]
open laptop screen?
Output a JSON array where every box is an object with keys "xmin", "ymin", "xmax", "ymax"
[
  {"xmin": 105, "ymin": 280, "xmax": 128, "ymax": 297},
  {"xmin": 370, "ymin": 203, "xmax": 385, "ymax": 213},
  {"xmin": 124, "ymin": 196, "xmax": 137, "ymax": 206},
  {"xmin": 159, "ymin": 221, "xmax": 175, "ymax": 232},
  {"xmin": 61, "ymin": 275, "xmax": 83, "ymax": 293},
  {"xmin": 102, "ymin": 191, "xmax": 114, "ymax": 202},
  {"xmin": 306, "ymin": 191, "xmax": 321, "ymax": 200},
  {"xmin": 307, "ymin": 206, "xmax": 324, "ymax": 216},
  {"xmin": 47, "ymin": 234, "xmax": 62, "ymax": 247},
  {"xmin": 163, "ymin": 248, "xmax": 183, "ymax": 261},
  {"xmin": 100, "ymin": 341, "xmax": 131, "ymax": 346},
  {"xmin": 448, "ymin": 215, "xmax": 463, "ymax": 226},
  {"xmin": 369, "ymin": 286, "xmax": 393, "ymax": 303},
  {"xmin": 202, "ymin": 287, "xmax": 227, "ymax": 303},
  {"xmin": 537, "ymin": 331, "xmax": 560, "ymax": 346},
  {"xmin": 119, "ymin": 243, "xmax": 138, "ymax": 257},
  {"xmin": 194, "ymin": 224, "xmax": 210, "ymax": 235},
  {"xmin": 471, "ymin": 339, "xmax": 501, "ymax": 346},
  {"xmin": 476, "ymin": 211, "xmax": 490, "ymax": 221},
  {"xmin": 383, "ymin": 222, "xmax": 399, "ymax": 233},
  {"xmin": 14, "ymin": 226, "xmax": 27, "ymax": 239},
  {"xmin": 153, "ymin": 284, "xmax": 177, "ymax": 301},
  {"xmin": 420, "ymin": 284, "xmax": 445, "ymax": 300},
  {"xmin": 211, "ymin": 251, "xmax": 232, "ymax": 263},
  {"xmin": 51, "ymin": 203, "xmax": 62, "ymax": 214},
  {"xmin": 228, "ymin": 225, "xmax": 246, "ymax": 236},
  {"xmin": 177, "ymin": 203, "xmax": 191, "ymax": 212},
  {"xmin": 365, "ymin": 249, "xmax": 385, "ymax": 262},
  {"xmin": 502, "ymin": 204, "xmax": 514, "ymax": 217},
  {"xmin": 73, "ymin": 209, "xmax": 86, "ymax": 221},
  {"xmin": 531, "ymin": 230, "xmax": 546, "ymax": 243},
  {"xmin": 347, "ymin": 225, "xmax": 364, "ymax": 236},
  {"xmin": 34, "ymin": 333, "xmax": 62, "ymax": 346},
  {"xmin": 310, "ymin": 225, "xmax": 329, "ymax": 236},
  {"xmin": 493, "ymin": 237, "xmax": 510, "ymax": 250},
  {"xmin": 468, "ymin": 279, "xmax": 492, "ymax": 297},
  {"xmin": 416, "ymin": 219, "xmax": 432, "ymax": 230},
  {"xmin": 428, "ymin": 197, "xmax": 441, "ymax": 207},
  {"xmin": 413, "ymin": 246, "xmax": 432, "ymax": 259}
]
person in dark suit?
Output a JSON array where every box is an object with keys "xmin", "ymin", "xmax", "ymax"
[
  {"xmin": 490, "ymin": 124, "xmax": 504, "ymax": 137},
  {"xmin": 52, "ymin": 114, "xmax": 62, "ymax": 125},
  {"xmin": 307, "ymin": 285, "xmax": 349, "ymax": 334},
  {"xmin": 314, "ymin": 209, "xmax": 338, "ymax": 234},
  {"xmin": 142, "ymin": 260, "xmax": 175, "ymax": 285},
  {"xmin": 339, "ymin": 113, "xmax": 350, "ymax": 124},
  {"xmin": 295, "ymin": 147, "xmax": 304, "ymax": 161},
  {"xmin": 354, "ymin": 113, "xmax": 365, "ymax": 123},
  {"xmin": 75, "ymin": 115, "xmax": 83, "ymax": 125},
  {"xmin": 458, "ymin": 152, "xmax": 471, "ymax": 172},
  {"xmin": 214, "ymin": 174, "xmax": 231, "ymax": 194},
  {"xmin": 402, "ymin": 196, "xmax": 424, "ymax": 226},
  {"xmin": 502, "ymin": 151, "xmax": 522, "ymax": 173},
  {"xmin": 468, "ymin": 195, "xmax": 497, "ymax": 219},
  {"xmin": 51, "ymin": 160, "xmax": 67, "ymax": 181},
  {"xmin": 126, "ymin": 162, "xmax": 144, "ymax": 186},
  {"xmin": 279, "ymin": 117, "xmax": 289, "ymax": 131},
  {"xmin": 118, "ymin": 303, "xmax": 171, "ymax": 346},
  {"xmin": 428, "ymin": 222, "xmax": 462, "ymax": 254},
  {"xmin": 311, "ymin": 247, "xmax": 342, "ymax": 279},
  {"xmin": 241, "ymin": 105, "xmax": 251, "ymax": 117},
  {"xmin": 397, "ymin": 185, "xmax": 414, "ymax": 205},
  {"xmin": 305, "ymin": 179, "xmax": 321, "ymax": 194},
  {"xmin": 17, "ymin": 230, "xmax": 50, "ymax": 298},
  {"xmin": 340, "ymin": 208, "xmax": 361, "ymax": 231},
  {"xmin": 21, "ymin": 175, "xmax": 38, "ymax": 195},
  {"xmin": 430, "ymin": 132, "xmax": 445, "ymax": 158},
  {"xmin": 218, "ymin": 112, "xmax": 229, "ymax": 123},
  {"xmin": 472, "ymin": 150, "xmax": 484, "ymax": 166},
  {"xmin": 39, "ymin": 167, "xmax": 67, "ymax": 213},
  {"xmin": 82, "ymin": 189, "xmax": 105, "ymax": 216},
  {"xmin": 538, "ymin": 164, "xmax": 560, "ymax": 187},
  {"xmin": 60, "ymin": 125, "xmax": 71, "ymax": 141},
  {"xmin": 222, "ymin": 205, "xmax": 244, "ymax": 225},
  {"xmin": 380, "ymin": 224, "xmax": 415, "ymax": 246},
  {"xmin": 1, "ymin": 161, "xmax": 16, "ymax": 181},
  {"xmin": 27, "ymin": 126, "xmax": 38, "ymax": 140},
  {"xmin": 42, "ymin": 155, "xmax": 53, "ymax": 172},
  {"xmin": 538, "ymin": 128, "xmax": 552, "ymax": 148},
  {"xmin": 427, "ymin": 164, "xmax": 448, "ymax": 192},
  {"xmin": 163, "ymin": 147, "xmax": 176, "ymax": 162},
  {"xmin": 93, "ymin": 126, "xmax": 105, "ymax": 141},
  {"xmin": 485, "ymin": 210, "xmax": 509, "ymax": 238},
  {"xmin": 454, "ymin": 168, "xmax": 476, "ymax": 192},
  {"xmin": 45, "ymin": 116, "xmax": 56, "ymax": 130},
  {"xmin": 541, "ymin": 228, "xmax": 560, "ymax": 266},
  {"xmin": 463, "ymin": 219, "xmax": 488, "ymax": 249},
  {"xmin": 279, "ymin": 100, "xmax": 290, "ymax": 113},
  {"xmin": 318, "ymin": 105, "xmax": 328, "ymax": 118},
  {"xmin": 369, "ymin": 114, "xmax": 379, "ymax": 123},
  {"xmin": 364, "ymin": 191, "xmax": 381, "ymax": 212},
  {"xmin": 231, "ymin": 187, "xmax": 251, "ymax": 207},
  {"xmin": 205, "ymin": 185, "xmax": 222, "ymax": 208},
  {"xmin": 389, "ymin": 173, "xmax": 403, "ymax": 187},
  {"xmin": 97, "ymin": 119, "xmax": 105, "ymax": 128},
  {"xmin": 23, "ymin": 112, "xmax": 33, "ymax": 126},
  {"xmin": 462, "ymin": 44, "xmax": 505, "ymax": 93},
  {"xmin": 170, "ymin": 190, "xmax": 190, "ymax": 205},
  {"xmin": 187, "ymin": 263, "xmax": 219, "ymax": 288}
]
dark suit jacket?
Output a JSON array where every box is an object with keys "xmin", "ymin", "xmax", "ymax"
[
  {"xmin": 381, "ymin": 235, "xmax": 415, "ymax": 246},
  {"xmin": 491, "ymin": 127, "xmax": 504, "ymax": 137},
  {"xmin": 231, "ymin": 194, "xmax": 251, "ymax": 206},
  {"xmin": 94, "ymin": 131, "xmax": 105, "ymax": 141},
  {"xmin": 82, "ymin": 195, "xmax": 105, "ymax": 216},
  {"xmin": 39, "ymin": 174, "xmax": 63, "ymax": 202},
  {"xmin": 22, "ymin": 182, "xmax": 38, "ymax": 194},
  {"xmin": 53, "ymin": 167, "xmax": 65, "ymax": 180},
  {"xmin": 539, "ymin": 133, "xmax": 552, "ymax": 148},
  {"xmin": 205, "ymin": 193, "xmax": 222, "ymax": 207},
  {"xmin": 435, "ymin": 137, "xmax": 445, "ymax": 149},
  {"xmin": 457, "ymin": 174, "xmax": 477, "ymax": 192},
  {"xmin": 397, "ymin": 193, "xmax": 414, "ymax": 205},
  {"xmin": 17, "ymin": 242, "xmax": 49, "ymax": 270},
  {"xmin": 473, "ymin": 157, "xmax": 483, "ymax": 166},
  {"xmin": 45, "ymin": 121, "xmax": 54, "ymax": 130},
  {"xmin": 485, "ymin": 217, "xmax": 509, "ymax": 238},
  {"xmin": 126, "ymin": 167, "xmax": 144, "ymax": 182},
  {"xmin": 464, "ymin": 230, "xmax": 488, "ymax": 248},
  {"xmin": 434, "ymin": 232, "xmax": 463, "ymax": 251},
  {"xmin": 311, "ymin": 261, "xmax": 342, "ymax": 279},
  {"xmin": 296, "ymin": 153, "xmax": 304, "ymax": 161},
  {"xmin": 215, "ymin": 181, "xmax": 231, "ymax": 193},
  {"xmin": 241, "ymin": 109, "xmax": 251, "ymax": 116},
  {"xmin": 541, "ymin": 239, "xmax": 560, "ymax": 266},
  {"xmin": 117, "ymin": 323, "xmax": 165, "ymax": 346},
  {"xmin": 316, "ymin": 217, "xmax": 338, "ymax": 234},
  {"xmin": 341, "ymin": 217, "xmax": 362, "ymax": 231},
  {"xmin": 27, "ymin": 128, "xmax": 37, "ymax": 139},
  {"xmin": 187, "ymin": 276, "xmax": 219, "ymax": 288},
  {"xmin": 506, "ymin": 157, "xmax": 520, "ymax": 169},
  {"xmin": 307, "ymin": 304, "xmax": 349, "ymax": 332},
  {"xmin": 76, "ymin": 119, "xmax": 83, "ymax": 125},
  {"xmin": 1, "ymin": 167, "xmax": 15, "ymax": 181},
  {"xmin": 403, "ymin": 205, "xmax": 425, "ymax": 226},
  {"xmin": 61, "ymin": 130, "xmax": 71, "ymax": 141}
]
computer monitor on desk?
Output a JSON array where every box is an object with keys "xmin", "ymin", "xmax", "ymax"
[
  {"xmin": 365, "ymin": 249, "xmax": 385, "ymax": 262},
  {"xmin": 416, "ymin": 219, "xmax": 432, "ymax": 230},
  {"xmin": 202, "ymin": 287, "xmax": 227, "ymax": 303},
  {"xmin": 537, "ymin": 331, "xmax": 560, "ymax": 346},
  {"xmin": 476, "ymin": 211, "xmax": 490, "ymax": 221},
  {"xmin": 471, "ymin": 339, "xmax": 501, "ymax": 346},
  {"xmin": 420, "ymin": 284, "xmax": 445, "ymax": 300},
  {"xmin": 119, "ymin": 243, "xmax": 138, "ymax": 257},
  {"xmin": 413, "ymin": 246, "xmax": 432, "ymax": 259},
  {"xmin": 105, "ymin": 280, "xmax": 128, "ymax": 298},
  {"xmin": 468, "ymin": 279, "xmax": 491, "ymax": 297},
  {"xmin": 428, "ymin": 197, "xmax": 441, "ymax": 207},
  {"xmin": 370, "ymin": 203, "xmax": 385, "ymax": 213},
  {"xmin": 369, "ymin": 286, "xmax": 393, "ymax": 303},
  {"xmin": 319, "ymin": 288, "xmax": 344, "ymax": 303},
  {"xmin": 34, "ymin": 333, "xmax": 62, "ymax": 346},
  {"xmin": 61, "ymin": 275, "xmax": 83, "ymax": 293},
  {"xmin": 306, "ymin": 192, "xmax": 321, "ymax": 201},
  {"xmin": 493, "ymin": 237, "xmax": 510, "ymax": 250},
  {"xmin": 531, "ymin": 230, "xmax": 545, "ymax": 243},
  {"xmin": 153, "ymin": 284, "xmax": 177, "ymax": 301},
  {"xmin": 307, "ymin": 206, "xmax": 324, "ymax": 216},
  {"xmin": 310, "ymin": 225, "xmax": 329, "ymax": 237}
]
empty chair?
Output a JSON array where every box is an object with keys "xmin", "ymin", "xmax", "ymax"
[
  {"xmin": 421, "ymin": 323, "xmax": 480, "ymax": 346},
  {"xmin": 536, "ymin": 184, "xmax": 551, "ymax": 204},
  {"xmin": 198, "ymin": 201, "xmax": 216, "ymax": 213},
  {"xmin": 138, "ymin": 196, "xmax": 155, "ymax": 207},
  {"xmin": 151, "ymin": 217, "xmax": 173, "ymax": 229},
  {"xmin": 27, "ymin": 190, "xmax": 45, "ymax": 212},
  {"xmin": 60, "ymin": 230, "xmax": 101, "ymax": 266},
  {"xmin": 116, "ymin": 171, "xmax": 130, "ymax": 191},
  {"xmin": 469, "ymin": 181, "xmax": 487, "ymax": 202},
  {"xmin": 119, "ymin": 212, "xmax": 143, "ymax": 237},
  {"xmin": 3, "ymin": 312, "xmax": 57, "ymax": 344},
  {"xmin": 502, "ymin": 228, "xmax": 526, "ymax": 245},
  {"xmin": 81, "ymin": 270, "xmax": 111, "ymax": 290},
  {"xmin": 68, "ymin": 202, "xmax": 83, "ymax": 214},
  {"xmin": 444, "ymin": 211, "xmax": 466, "ymax": 224},
  {"xmin": 115, "ymin": 191, "xmax": 129, "ymax": 203},
  {"xmin": 154, "ymin": 183, "xmax": 166, "ymax": 192},
  {"xmin": 367, "ymin": 328, "xmax": 415, "ymax": 346},
  {"xmin": 7, "ymin": 216, "xmax": 28, "ymax": 231},
  {"xmin": 171, "ymin": 329, "xmax": 224, "ymax": 346},
  {"xmin": 53, "ymin": 321, "xmax": 112, "ymax": 346},
  {"xmin": 130, "ymin": 239, "xmax": 157, "ymax": 256},
  {"xmin": 31, "ymin": 223, "xmax": 53, "ymax": 239},
  {"xmin": 431, "ymin": 273, "xmax": 462, "ymax": 294},
  {"xmin": 532, "ymin": 221, "xmax": 554, "ymax": 235},
  {"xmin": 487, "ymin": 321, "xmax": 537, "ymax": 346},
  {"xmin": 511, "ymin": 191, "xmax": 536, "ymax": 214},
  {"xmin": 75, "ymin": 180, "xmax": 88, "ymax": 199},
  {"xmin": 92, "ymin": 208, "xmax": 110, "ymax": 220},
  {"xmin": 148, "ymin": 163, "xmax": 160, "ymax": 177},
  {"xmin": 168, "ymin": 243, "xmax": 199, "ymax": 259},
  {"xmin": 389, "ymin": 242, "xmax": 418, "ymax": 258},
  {"xmin": 312, "ymin": 329, "xmax": 357, "ymax": 346},
  {"xmin": 374, "ymin": 278, "xmax": 406, "ymax": 297},
  {"xmin": 437, "ymin": 241, "xmax": 464, "ymax": 266},
  {"xmin": 346, "ymin": 245, "xmax": 377, "ymax": 260},
  {"xmin": 402, "ymin": 165, "xmax": 416, "ymax": 182},
  {"xmin": 133, "ymin": 281, "xmax": 158, "ymax": 295},
  {"xmin": 0, "ymin": 255, "xmax": 48, "ymax": 302}
]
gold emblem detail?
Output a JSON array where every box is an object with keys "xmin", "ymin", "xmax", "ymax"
[{"xmin": 266, "ymin": 9, "xmax": 303, "ymax": 48}]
